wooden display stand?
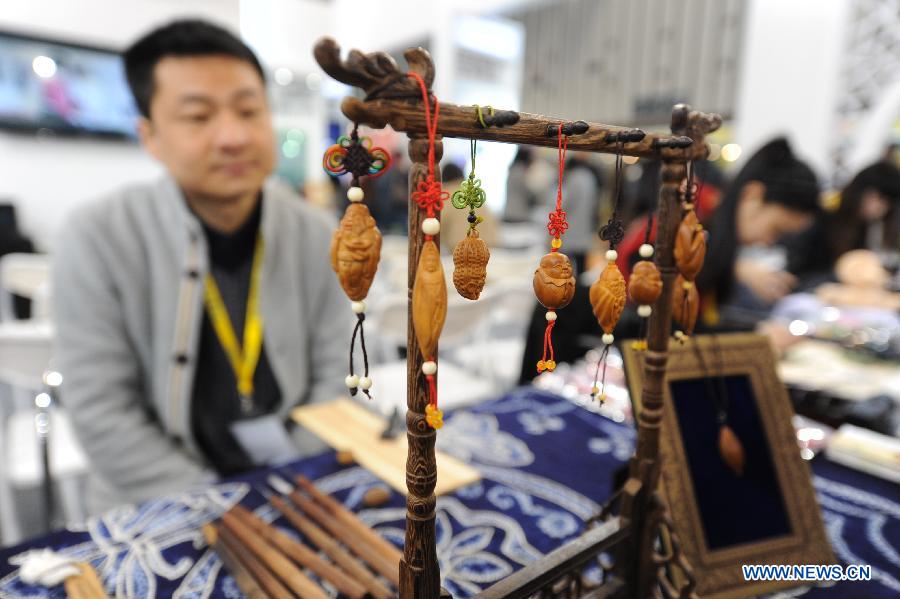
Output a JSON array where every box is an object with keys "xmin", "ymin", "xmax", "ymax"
[{"xmin": 314, "ymin": 37, "xmax": 721, "ymax": 599}]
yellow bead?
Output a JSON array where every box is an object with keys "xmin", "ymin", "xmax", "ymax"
[
  {"xmin": 536, "ymin": 360, "xmax": 546, "ymax": 372},
  {"xmin": 545, "ymin": 360, "xmax": 557, "ymax": 371},
  {"xmin": 598, "ymin": 393, "xmax": 607, "ymax": 403},
  {"xmin": 551, "ymin": 237, "xmax": 562, "ymax": 249},
  {"xmin": 591, "ymin": 386, "xmax": 600, "ymax": 396}
]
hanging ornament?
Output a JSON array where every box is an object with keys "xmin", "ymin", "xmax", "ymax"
[
  {"xmin": 674, "ymin": 209, "xmax": 706, "ymax": 281},
  {"xmin": 324, "ymin": 126, "xmax": 391, "ymax": 399},
  {"xmin": 408, "ymin": 71, "xmax": 448, "ymax": 430},
  {"xmin": 672, "ymin": 161, "xmax": 706, "ymax": 340},
  {"xmin": 719, "ymin": 423, "xmax": 745, "ymax": 475},
  {"xmin": 672, "ymin": 274, "xmax": 699, "ymax": 336},
  {"xmin": 691, "ymin": 337, "xmax": 746, "ymax": 476},
  {"xmin": 451, "ymin": 139, "xmax": 490, "ymax": 300},
  {"xmin": 534, "ymin": 126, "xmax": 577, "ymax": 373},
  {"xmin": 628, "ymin": 214, "xmax": 663, "ymax": 351},
  {"xmin": 589, "ymin": 141, "xmax": 629, "ymax": 402}
]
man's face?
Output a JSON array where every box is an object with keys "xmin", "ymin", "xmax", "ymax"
[{"xmin": 138, "ymin": 55, "xmax": 276, "ymax": 203}]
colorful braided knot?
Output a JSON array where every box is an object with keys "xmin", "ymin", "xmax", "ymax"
[
  {"xmin": 322, "ymin": 135, "xmax": 390, "ymax": 179},
  {"xmin": 451, "ymin": 174, "xmax": 486, "ymax": 210}
]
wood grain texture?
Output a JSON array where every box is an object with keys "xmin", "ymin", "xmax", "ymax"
[
  {"xmin": 216, "ymin": 522, "xmax": 294, "ymax": 599},
  {"xmin": 296, "ymin": 475, "xmax": 404, "ymax": 566},
  {"xmin": 532, "ymin": 252, "xmax": 576, "ymax": 310},
  {"xmin": 672, "ymin": 275, "xmax": 700, "ymax": 335},
  {"xmin": 589, "ymin": 262, "xmax": 627, "ymax": 334},
  {"xmin": 229, "ymin": 504, "xmax": 369, "ymax": 599},
  {"xmin": 628, "ymin": 260, "xmax": 663, "ymax": 306},
  {"xmin": 673, "ymin": 210, "xmax": 706, "ymax": 282},
  {"xmin": 221, "ymin": 511, "xmax": 328, "ymax": 599},
  {"xmin": 269, "ymin": 495, "xmax": 394, "ymax": 599},
  {"xmin": 330, "ymin": 202, "xmax": 382, "ymax": 301},
  {"xmin": 452, "ymin": 232, "xmax": 490, "ymax": 300},
  {"xmin": 619, "ymin": 104, "xmax": 720, "ymax": 599},
  {"xmin": 623, "ymin": 334, "xmax": 837, "ymax": 598},
  {"xmin": 291, "ymin": 399, "xmax": 480, "ymax": 496},
  {"xmin": 313, "ymin": 36, "xmax": 725, "ymax": 598},
  {"xmin": 286, "ymin": 489, "xmax": 400, "ymax": 587},
  {"xmin": 341, "ymin": 95, "xmax": 713, "ymax": 160},
  {"xmin": 402, "ymin": 134, "xmax": 443, "ymax": 599},
  {"xmin": 202, "ymin": 524, "xmax": 269, "ymax": 599},
  {"xmin": 411, "ymin": 239, "xmax": 447, "ymax": 358}
]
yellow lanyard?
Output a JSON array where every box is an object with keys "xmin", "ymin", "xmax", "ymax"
[{"xmin": 203, "ymin": 235, "xmax": 265, "ymax": 407}]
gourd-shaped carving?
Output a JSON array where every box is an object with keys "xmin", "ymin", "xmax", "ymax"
[
  {"xmin": 330, "ymin": 203, "xmax": 382, "ymax": 301},
  {"xmin": 452, "ymin": 231, "xmax": 490, "ymax": 300},
  {"xmin": 589, "ymin": 263, "xmax": 626, "ymax": 334},
  {"xmin": 628, "ymin": 260, "xmax": 663, "ymax": 306},
  {"xmin": 719, "ymin": 424, "xmax": 746, "ymax": 476},
  {"xmin": 412, "ymin": 240, "xmax": 447, "ymax": 358},
  {"xmin": 672, "ymin": 274, "xmax": 699, "ymax": 335},
  {"xmin": 674, "ymin": 210, "xmax": 706, "ymax": 281},
  {"xmin": 533, "ymin": 252, "xmax": 576, "ymax": 310}
]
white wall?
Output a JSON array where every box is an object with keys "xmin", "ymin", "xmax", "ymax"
[
  {"xmin": 734, "ymin": 0, "xmax": 850, "ymax": 179},
  {"xmin": 0, "ymin": 0, "xmax": 240, "ymax": 251}
]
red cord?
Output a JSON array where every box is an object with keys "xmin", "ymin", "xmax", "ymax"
[
  {"xmin": 426, "ymin": 373, "xmax": 437, "ymax": 408},
  {"xmin": 408, "ymin": 71, "xmax": 446, "ymax": 220},
  {"xmin": 547, "ymin": 125, "xmax": 569, "ymax": 243}
]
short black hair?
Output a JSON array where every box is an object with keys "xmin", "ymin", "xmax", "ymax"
[
  {"xmin": 123, "ymin": 19, "xmax": 266, "ymax": 118},
  {"xmin": 442, "ymin": 162, "xmax": 465, "ymax": 182}
]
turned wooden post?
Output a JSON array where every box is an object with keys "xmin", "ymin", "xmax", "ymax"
[
  {"xmin": 401, "ymin": 133, "xmax": 443, "ymax": 599},
  {"xmin": 618, "ymin": 104, "xmax": 719, "ymax": 599}
]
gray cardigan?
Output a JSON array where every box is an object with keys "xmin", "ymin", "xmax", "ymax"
[{"xmin": 52, "ymin": 176, "xmax": 349, "ymax": 513}]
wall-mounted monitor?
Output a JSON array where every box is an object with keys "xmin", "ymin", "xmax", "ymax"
[{"xmin": 0, "ymin": 29, "xmax": 137, "ymax": 139}]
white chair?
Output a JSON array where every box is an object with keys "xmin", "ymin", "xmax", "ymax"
[
  {"xmin": 0, "ymin": 253, "xmax": 51, "ymax": 322},
  {"xmin": 0, "ymin": 322, "xmax": 89, "ymax": 545}
]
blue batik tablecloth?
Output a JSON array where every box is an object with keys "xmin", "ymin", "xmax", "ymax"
[{"xmin": 1, "ymin": 388, "xmax": 898, "ymax": 598}]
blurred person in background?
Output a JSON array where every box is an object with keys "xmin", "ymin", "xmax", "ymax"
[
  {"xmin": 829, "ymin": 161, "xmax": 900, "ymax": 259},
  {"xmin": 0, "ymin": 203, "xmax": 37, "ymax": 319},
  {"xmin": 52, "ymin": 20, "xmax": 347, "ymax": 513},
  {"xmin": 503, "ymin": 147, "xmax": 538, "ymax": 223},
  {"xmin": 698, "ymin": 137, "xmax": 820, "ymax": 330}
]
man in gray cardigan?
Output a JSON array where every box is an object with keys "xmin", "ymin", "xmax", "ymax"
[{"xmin": 52, "ymin": 20, "xmax": 348, "ymax": 513}]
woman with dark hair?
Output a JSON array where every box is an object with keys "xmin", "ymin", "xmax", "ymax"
[
  {"xmin": 698, "ymin": 137, "xmax": 821, "ymax": 329},
  {"xmin": 825, "ymin": 161, "xmax": 900, "ymax": 259}
]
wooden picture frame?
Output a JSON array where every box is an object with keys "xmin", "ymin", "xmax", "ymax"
[{"xmin": 622, "ymin": 333, "xmax": 835, "ymax": 599}]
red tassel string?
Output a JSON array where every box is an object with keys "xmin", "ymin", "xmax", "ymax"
[
  {"xmin": 547, "ymin": 126, "xmax": 569, "ymax": 246},
  {"xmin": 537, "ymin": 126, "xmax": 569, "ymax": 373},
  {"xmin": 408, "ymin": 71, "xmax": 446, "ymax": 241},
  {"xmin": 408, "ymin": 72, "xmax": 445, "ymax": 426}
]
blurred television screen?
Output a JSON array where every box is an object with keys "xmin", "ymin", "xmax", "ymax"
[{"xmin": 0, "ymin": 30, "xmax": 137, "ymax": 139}]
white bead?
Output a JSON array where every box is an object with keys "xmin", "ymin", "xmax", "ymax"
[
  {"xmin": 359, "ymin": 376, "xmax": 372, "ymax": 390},
  {"xmin": 602, "ymin": 333, "xmax": 615, "ymax": 345},
  {"xmin": 545, "ymin": 310, "xmax": 557, "ymax": 322},
  {"xmin": 422, "ymin": 360, "xmax": 437, "ymax": 375},
  {"xmin": 605, "ymin": 249, "xmax": 618, "ymax": 261},
  {"xmin": 639, "ymin": 243, "xmax": 654, "ymax": 258},
  {"xmin": 637, "ymin": 305, "xmax": 652, "ymax": 317},
  {"xmin": 351, "ymin": 300, "xmax": 366, "ymax": 314},
  {"xmin": 347, "ymin": 186, "xmax": 364, "ymax": 202},
  {"xmin": 345, "ymin": 374, "xmax": 359, "ymax": 388},
  {"xmin": 422, "ymin": 218, "xmax": 440, "ymax": 236}
]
